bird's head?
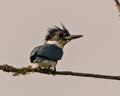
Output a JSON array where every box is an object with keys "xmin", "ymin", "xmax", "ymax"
[{"xmin": 45, "ymin": 23, "xmax": 83, "ymax": 48}]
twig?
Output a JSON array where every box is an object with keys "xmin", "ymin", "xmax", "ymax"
[
  {"xmin": 114, "ymin": 0, "xmax": 120, "ymax": 14},
  {"xmin": 0, "ymin": 64, "xmax": 120, "ymax": 81}
]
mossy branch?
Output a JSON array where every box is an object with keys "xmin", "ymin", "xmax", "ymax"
[{"xmin": 0, "ymin": 64, "xmax": 120, "ymax": 81}]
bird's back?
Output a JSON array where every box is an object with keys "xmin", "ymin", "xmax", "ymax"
[{"xmin": 30, "ymin": 44, "xmax": 63, "ymax": 63}]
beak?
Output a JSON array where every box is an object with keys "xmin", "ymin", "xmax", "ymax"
[{"xmin": 63, "ymin": 35, "xmax": 83, "ymax": 40}]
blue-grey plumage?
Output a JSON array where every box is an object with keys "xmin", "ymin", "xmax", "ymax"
[
  {"xmin": 30, "ymin": 23, "xmax": 83, "ymax": 71},
  {"xmin": 30, "ymin": 44, "xmax": 63, "ymax": 63}
]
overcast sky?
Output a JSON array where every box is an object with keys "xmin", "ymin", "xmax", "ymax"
[{"xmin": 0, "ymin": 0, "xmax": 120, "ymax": 96}]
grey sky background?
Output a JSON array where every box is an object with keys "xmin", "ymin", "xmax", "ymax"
[{"xmin": 0, "ymin": 0, "xmax": 120, "ymax": 96}]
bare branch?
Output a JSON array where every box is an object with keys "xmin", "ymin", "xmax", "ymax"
[
  {"xmin": 0, "ymin": 64, "xmax": 120, "ymax": 81},
  {"xmin": 114, "ymin": 0, "xmax": 120, "ymax": 14}
]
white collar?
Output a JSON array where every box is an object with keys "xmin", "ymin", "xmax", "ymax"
[{"xmin": 46, "ymin": 40, "xmax": 64, "ymax": 49}]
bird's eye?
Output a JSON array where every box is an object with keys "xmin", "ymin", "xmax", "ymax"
[
  {"xmin": 63, "ymin": 33, "xmax": 66, "ymax": 36},
  {"xmin": 59, "ymin": 33, "xmax": 66, "ymax": 37}
]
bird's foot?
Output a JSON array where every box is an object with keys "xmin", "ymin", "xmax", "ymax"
[{"xmin": 52, "ymin": 67, "xmax": 56, "ymax": 76}]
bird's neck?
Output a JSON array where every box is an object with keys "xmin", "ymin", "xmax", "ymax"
[{"xmin": 46, "ymin": 40, "xmax": 69, "ymax": 49}]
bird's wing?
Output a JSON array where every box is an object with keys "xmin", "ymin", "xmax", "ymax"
[
  {"xmin": 30, "ymin": 46, "xmax": 42, "ymax": 63},
  {"xmin": 36, "ymin": 44, "xmax": 63, "ymax": 60},
  {"xmin": 30, "ymin": 44, "xmax": 63, "ymax": 63}
]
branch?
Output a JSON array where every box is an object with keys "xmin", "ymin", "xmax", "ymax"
[
  {"xmin": 0, "ymin": 64, "xmax": 120, "ymax": 81},
  {"xmin": 114, "ymin": 0, "xmax": 120, "ymax": 14}
]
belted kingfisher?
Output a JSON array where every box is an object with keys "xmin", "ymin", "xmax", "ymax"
[{"xmin": 30, "ymin": 23, "xmax": 83, "ymax": 71}]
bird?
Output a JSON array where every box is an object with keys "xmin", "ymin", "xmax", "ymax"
[{"xmin": 30, "ymin": 23, "xmax": 83, "ymax": 72}]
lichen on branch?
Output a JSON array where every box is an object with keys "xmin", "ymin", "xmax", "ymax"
[{"xmin": 0, "ymin": 64, "xmax": 120, "ymax": 81}]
